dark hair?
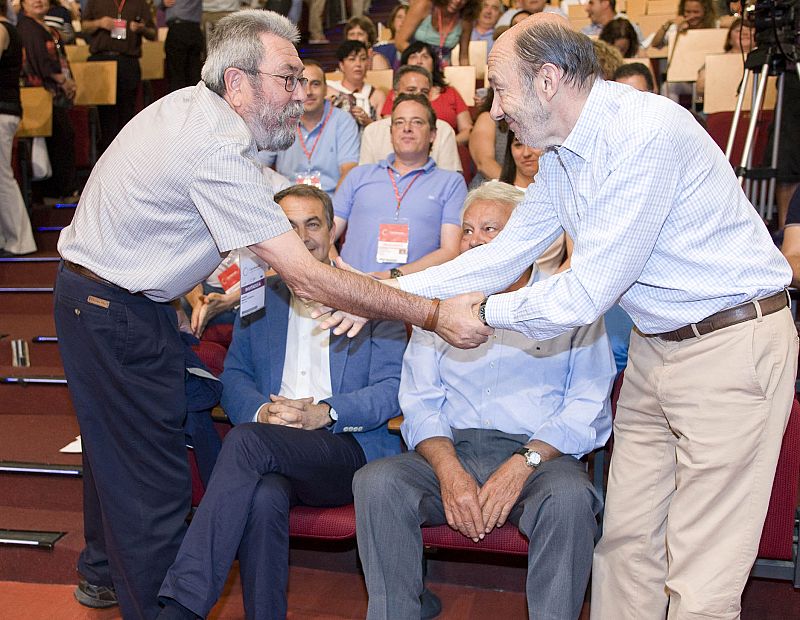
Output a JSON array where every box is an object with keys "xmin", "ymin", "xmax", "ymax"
[
  {"xmin": 432, "ymin": 0, "xmax": 481, "ymax": 22},
  {"xmin": 608, "ymin": 0, "xmax": 617, "ymax": 11},
  {"xmin": 387, "ymin": 4, "xmax": 407, "ymax": 38},
  {"xmin": 599, "ymin": 17, "xmax": 639, "ymax": 58},
  {"xmin": 344, "ymin": 15, "xmax": 378, "ymax": 47},
  {"xmin": 499, "ymin": 130, "xmax": 518, "ymax": 185},
  {"xmin": 677, "ymin": 0, "xmax": 717, "ymax": 28},
  {"xmin": 612, "ymin": 62, "xmax": 655, "ymax": 92},
  {"xmin": 302, "ymin": 58, "xmax": 324, "ymax": 74},
  {"xmin": 336, "ymin": 39, "xmax": 368, "ymax": 62},
  {"xmin": 393, "ymin": 65, "xmax": 433, "ymax": 90},
  {"xmin": 724, "ymin": 17, "xmax": 750, "ymax": 52},
  {"xmin": 0, "ymin": 0, "xmax": 7, "ymax": 14},
  {"xmin": 400, "ymin": 41, "xmax": 446, "ymax": 88},
  {"xmin": 514, "ymin": 20, "xmax": 601, "ymax": 91},
  {"xmin": 392, "ymin": 92, "xmax": 438, "ymax": 130},
  {"xmin": 509, "ymin": 9, "xmax": 532, "ymax": 27},
  {"xmin": 273, "ymin": 185, "xmax": 334, "ymax": 230}
]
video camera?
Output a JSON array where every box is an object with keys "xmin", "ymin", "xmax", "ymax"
[{"xmin": 742, "ymin": 0, "xmax": 799, "ymax": 57}]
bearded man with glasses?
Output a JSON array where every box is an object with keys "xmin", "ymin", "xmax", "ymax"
[{"xmin": 56, "ymin": 9, "xmax": 493, "ymax": 619}]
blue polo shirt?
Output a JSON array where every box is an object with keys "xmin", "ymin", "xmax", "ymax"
[
  {"xmin": 333, "ymin": 155, "xmax": 467, "ymax": 273},
  {"xmin": 260, "ymin": 101, "xmax": 360, "ymax": 197}
]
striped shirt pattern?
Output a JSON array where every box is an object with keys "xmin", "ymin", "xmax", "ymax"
[
  {"xmin": 58, "ymin": 83, "xmax": 291, "ymax": 302},
  {"xmin": 399, "ymin": 79, "xmax": 791, "ymax": 338}
]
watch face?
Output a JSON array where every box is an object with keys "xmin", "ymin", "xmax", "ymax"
[{"xmin": 526, "ymin": 451, "xmax": 542, "ymax": 467}]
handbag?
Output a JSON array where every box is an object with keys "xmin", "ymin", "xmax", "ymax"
[{"xmin": 31, "ymin": 136, "xmax": 52, "ymax": 181}]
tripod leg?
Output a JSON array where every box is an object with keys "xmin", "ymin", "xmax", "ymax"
[
  {"xmin": 726, "ymin": 69, "xmax": 751, "ymax": 160},
  {"xmin": 766, "ymin": 74, "xmax": 785, "ymax": 222},
  {"xmin": 737, "ymin": 62, "xmax": 770, "ymax": 186}
]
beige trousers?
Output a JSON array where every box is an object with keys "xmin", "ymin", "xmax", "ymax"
[
  {"xmin": 592, "ymin": 305, "xmax": 798, "ymax": 620},
  {"xmin": 306, "ymin": 0, "xmax": 326, "ymax": 40}
]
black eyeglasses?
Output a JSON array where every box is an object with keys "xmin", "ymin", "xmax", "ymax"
[{"xmin": 251, "ymin": 71, "xmax": 309, "ymax": 92}]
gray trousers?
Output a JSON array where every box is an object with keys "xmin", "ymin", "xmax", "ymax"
[{"xmin": 353, "ymin": 428, "xmax": 602, "ymax": 620}]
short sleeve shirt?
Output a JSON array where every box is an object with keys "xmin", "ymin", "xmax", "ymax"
[{"xmin": 58, "ymin": 83, "xmax": 292, "ymax": 301}]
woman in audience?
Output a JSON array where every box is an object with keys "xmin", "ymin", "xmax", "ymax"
[
  {"xmin": 344, "ymin": 15, "xmax": 391, "ymax": 71},
  {"xmin": 696, "ymin": 18, "xmax": 754, "ymax": 99},
  {"xmin": 373, "ymin": 4, "xmax": 407, "ymax": 69},
  {"xmin": 17, "ymin": 0, "xmax": 77, "ymax": 201},
  {"xmin": 471, "ymin": 0, "xmax": 503, "ymax": 57},
  {"xmin": 395, "ymin": 0, "xmax": 480, "ymax": 66},
  {"xmin": 593, "ymin": 39, "xmax": 624, "ymax": 80},
  {"xmin": 327, "ymin": 39, "xmax": 386, "ymax": 128},
  {"xmin": 381, "ymin": 41, "xmax": 473, "ymax": 146},
  {"xmin": 468, "ymin": 88, "xmax": 508, "ymax": 186},
  {"xmin": 499, "ymin": 131, "xmax": 568, "ymax": 275},
  {"xmin": 652, "ymin": 0, "xmax": 717, "ymax": 48},
  {"xmin": 600, "ymin": 17, "xmax": 639, "ymax": 58},
  {"xmin": 44, "ymin": 0, "xmax": 76, "ymax": 44},
  {"xmin": 0, "ymin": 0, "xmax": 37, "ymax": 256}
]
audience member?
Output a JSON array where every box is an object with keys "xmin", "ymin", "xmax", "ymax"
[
  {"xmin": 599, "ymin": 16, "xmax": 639, "ymax": 57},
  {"xmin": 592, "ymin": 38, "xmax": 624, "ymax": 80},
  {"xmin": 44, "ymin": 0, "xmax": 76, "ymax": 43},
  {"xmin": 468, "ymin": 88, "xmax": 508, "ymax": 185},
  {"xmin": 353, "ymin": 180, "xmax": 615, "ymax": 620},
  {"xmin": 81, "ymin": 0, "xmax": 156, "ymax": 154},
  {"xmin": 0, "ymin": 0, "xmax": 36, "ymax": 256},
  {"xmin": 327, "ymin": 39, "xmax": 386, "ymax": 128},
  {"xmin": 471, "ymin": 0, "xmax": 503, "ymax": 56},
  {"xmin": 359, "ymin": 65, "xmax": 461, "ymax": 171},
  {"xmin": 158, "ymin": 184, "xmax": 407, "ymax": 620},
  {"xmin": 613, "ymin": 61, "xmax": 655, "ymax": 92},
  {"xmin": 344, "ymin": 15, "xmax": 391, "ymax": 70},
  {"xmin": 261, "ymin": 59, "xmax": 359, "ymax": 196},
  {"xmin": 17, "ymin": 0, "xmax": 77, "ymax": 200},
  {"xmin": 780, "ymin": 186, "xmax": 800, "ymax": 287},
  {"xmin": 652, "ymin": 0, "xmax": 717, "ymax": 48},
  {"xmin": 499, "ymin": 130, "xmax": 567, "ymax": 275},
  {"xmin": 696, "ymin": 18, "xmax": 753, "ymax": 98},
  {"xmin": 372, "ymin": 3, "xmax": 406, "ymax": 69},
  {"xmin": 496, "ymin": 0, "xmax": 562, "ymax": 27},
  {"xmin": 382, "ymin": 41, "xmax": 472, "ymax": 146},
  {"xmin": 162, "ymin": 0, "xmax": 204, "ymax": 92},
  {"xmin": 334, "ymin": 93, "xmax": 466, "ymax": 279},
  {"xmin": 305, "ymin": 0, "xmax": 327, "ymax": 43},
  {"xmin": 201, "ymin": 0, "xmax": 238, "ymax": 40},
  {"xmin": 395, "ymin": 0, "xmax": 479, "ymax": 66}
]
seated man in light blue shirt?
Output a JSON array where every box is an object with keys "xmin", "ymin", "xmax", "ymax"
[
  {"xmin": 353, "ymin": 181, "xmax": 616, "ymax": 620},
  {"xmin": 260, "ymin": 60, "xmax": 360, "ymax": 197}
]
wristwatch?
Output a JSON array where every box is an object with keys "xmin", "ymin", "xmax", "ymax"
[
  {"xmin": 477, "ymin": 297, "xmax": 489, "ymax": 326},
  {"xmin": 327, "ymin": 405, "xmax": 338, "ymax": 428},
  {"xmin": 390, "ymin": 267, "xmax": 404, "ymax": 279},
  {"xmin": 513, "ymin": 447, "xmax": 542, "ymax": 469}
]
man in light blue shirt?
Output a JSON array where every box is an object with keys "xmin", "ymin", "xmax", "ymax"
[
  {"xmin": 353, "ymin": 181, "xmax": 615, "ymax": 620},
  {"xmin": 260, "ymin": 59, "xmax": 360, "ymax": 197}
]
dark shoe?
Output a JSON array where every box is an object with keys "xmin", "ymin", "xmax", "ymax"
[
  {"xmin": 420, "ymin": 587, "xmax": 442, "ymax": 619},
  {"xmin": 74, "ymin": 578, "xmax": 118, "ymax": 608}
]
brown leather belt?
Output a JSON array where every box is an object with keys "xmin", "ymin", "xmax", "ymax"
[
  {"xmin": 654, "ymin": 290, "xmax": 789, "ymax": 342},
  {"xmin": 63, "ymin": 260, "xmax": 139, "ymax": 295}
]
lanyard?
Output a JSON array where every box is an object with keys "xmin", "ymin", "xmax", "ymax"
[
  {"xmin": 297, "ymin": 103, "xmax": 333, "ymax": 163},
  {"xmin": 387, "ymin": 167, "xmax": 424, "ymax": 218},
  {"xmin": 114, "ymin": 0, "xmax": 127, "ymax": 18},
  {"xmin": 436, "ymin": 8, "xmax": 457, "ymax": 51}
]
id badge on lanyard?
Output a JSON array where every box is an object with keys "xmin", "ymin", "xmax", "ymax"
[
  {"xmin": 376, "ymin": 218, "xmax": 410, "ymax": 264},
  {"xmin": 111, "ymin": 16, "xmax": 127, "ymax": 39},
  {"xmin": 239, "ymin": 254, "xmax": 268, "ymax": 317},
  {"xmin": 295, "ymin": 169, "xmax": 322, "ymax": 189}
]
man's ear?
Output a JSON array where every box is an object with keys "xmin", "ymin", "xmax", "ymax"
[
  {"xmin": 224, "ymin": 67, "xmax": 245, "ymax": 107},
  {"xmin": 538, "ymin": 63, "xmax": 562, "ymax": 103}
]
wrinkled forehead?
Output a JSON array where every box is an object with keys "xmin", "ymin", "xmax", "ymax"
[{"xmin": 261, "ymin": 33, "xmax": 304, "ymax": 74}]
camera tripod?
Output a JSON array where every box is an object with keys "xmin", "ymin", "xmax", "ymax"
[{"xmin": 725, "ymin": 44, "xmax": 800, "ymax": 221}]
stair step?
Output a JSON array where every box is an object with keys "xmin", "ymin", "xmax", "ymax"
[
  {"xmin": 0, "ymin": 290, "xmax": 55, "ymax": 314},
  {"xmin": 32, "ymin": 229, "xmax": 61, "ymax": 252},
  {"xmin": 0, "ymin": 383, "xmax": 75, "ymax": 417},
  {"xmin": 0, "ymin": 529, "xmax": 65, "ymax": 549},
  {"xmin": 0, "ymin": 462, "xmax": 82, "ymax": 476},
  {"xmin": 0, "ymin": 259, "xmax": 58, "ymax": 286},
  {"xmin": 0, "ymin": 470, "xmax": 83, "ymax": 513}
]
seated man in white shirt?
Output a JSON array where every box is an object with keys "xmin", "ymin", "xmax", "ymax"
[
  {"xmin": 359, "ymin": 66, "xmax": 462, "ymax": 172},
  {"xmin": 353, "ymin": 181, "xmax": 616, "ymax": 620}
]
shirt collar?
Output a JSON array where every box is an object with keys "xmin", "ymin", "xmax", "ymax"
[
  {"xmin": 300, "ymin": 100, "xmax": 332, "ymax": 136},
  {"xmin": 378, "ymin": 153, "xmax": 436, "ymax": 174},
  {"xmin": 559, "ymin": 78, "xmax": 607, "ymax": 162}
]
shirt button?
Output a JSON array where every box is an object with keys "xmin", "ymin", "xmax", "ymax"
[
  {"xmin": 486, "ymin": 389, "xmax": 490, "ymax": 394},
  {"xmin": 300, "ymin": 371, "xmax": 306, "ymax": 376},
  {"xmin": 490, "ymin": 362, "xmax": 494, "ymax": 368},
  {"xmin": 484, "ymin": 420, "xmax": 491, "ymax": 426},
  {"xmin": 74, "ymin": 308, "xmax": 80, "ymax": 316}
]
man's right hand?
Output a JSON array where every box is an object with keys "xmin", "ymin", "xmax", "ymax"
[
  {"xmin": 98, "ymin": 16, "xmax": 116, "ymax": 31},
  {"xmin": 436, "ymin": 292, "xmax": 494, "ymax": 349},
  {"xmin": 438, "ymin": 467, "xmax": 486, "ymax": 542}
]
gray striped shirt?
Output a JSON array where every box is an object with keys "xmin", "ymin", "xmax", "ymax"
[{"xmin": 58, "ymin": 83, "xmax": 291, "ymax": 302}]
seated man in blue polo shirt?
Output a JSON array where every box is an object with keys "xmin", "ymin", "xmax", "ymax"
[
  {"xmin": 333, "ymin": 92, "xmax": 467, "ymax": 280},
  {"xmin": 259, "ymin": 59, "xmax": 360, "ymax": 197},
  {"xmin": 353, "ymin": 181, "xmax": 616, "ymax": 620},
  {"xmin": 158, "ymin": 185, "xmax": 406, "ymax": 620}
]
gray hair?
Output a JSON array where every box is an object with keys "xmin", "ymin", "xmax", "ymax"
[
  {"xmin": 514, "ymin": 20, "xmax": 600, "ymax": 91},
  {"xmin": 462, "ymin": 181, "xmax": 524, "ymax": 218},
  {"xmin": 393, "ymin": 65, "xmax": 433, "ymax": 90},
  {"xmin": 202, "ymin": 10, "xmax": 300, "ymax": 96}
]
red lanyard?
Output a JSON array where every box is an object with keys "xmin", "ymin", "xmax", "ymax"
[
  {"xmin": 436, "ymin": 8, "xmax": 457, "ymax": 51},
  {"xmin": 297, "ymin": 104, "xmax": 333, "ymax": 163},
  {"xmin": 114, "ymin": 0, "xmax": 127, "ymax": 17},
  {"xmin": 388, "ymin": 167, "xmax": 424, "ymax": 216}
]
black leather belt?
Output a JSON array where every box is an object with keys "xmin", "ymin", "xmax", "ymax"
[
  {"xmin": 64, "ymin": 260, "xmax": 143, "ymax": 296},
  {"xmin": 654, "ymin": 290, "xmax": 789, "ymax": 342}
]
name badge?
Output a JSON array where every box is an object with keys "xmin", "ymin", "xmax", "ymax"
[
  {"xmin": 111, "ymin": 18, "xmax": 127, "ymax": 40},
  {"xmin": 239, "ymin": 254, "xmax": 267, "ymax": 317},
  {"xmin": 295, "ymin": 170, "xmax": 322, "ymax": 189},
  {"xmin": 376, "ymin": 219, "xmax": 409, "ymax": 264}
]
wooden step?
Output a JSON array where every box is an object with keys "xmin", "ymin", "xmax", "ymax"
[{"xmin": 0, "ymin": 258, "xmax": 58, "ymax": 287}]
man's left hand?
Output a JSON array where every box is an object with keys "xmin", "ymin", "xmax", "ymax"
[
  {"xmin": 477, "ymin": 455, "xmax": 531, "ymax": 533},
  {"xmin": 436, "ymin": 292, "xmax": 494, "ymax": 349},
  {"xmin": 266, "ymin": 394, "xmax": 332, "ymax": 430}
]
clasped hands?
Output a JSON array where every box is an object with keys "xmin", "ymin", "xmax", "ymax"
[
  {"xmin": 307, "ymin": 258, "xmax": 494, "ymax": 349},
  {"xmin": 256, "ymin": 394, "xmax": 331, "ymax": 430}
]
